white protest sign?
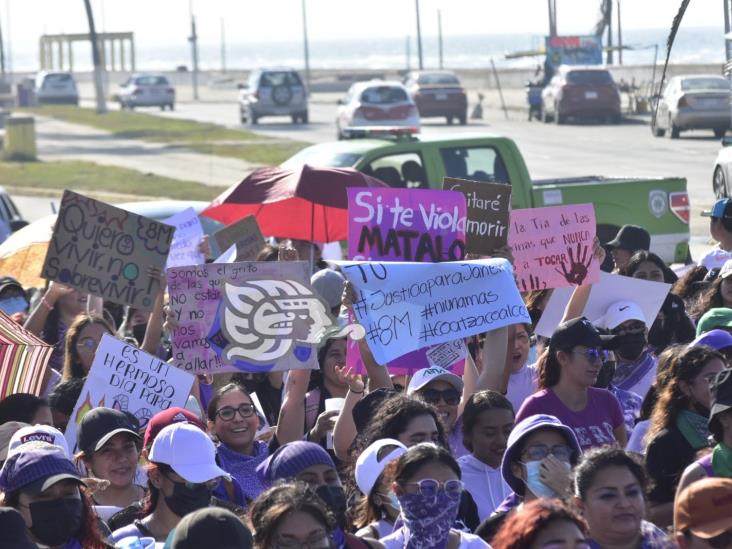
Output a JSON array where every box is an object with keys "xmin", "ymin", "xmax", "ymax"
[
  {"xmin": 534, "ymin": 272, "xmax": 671, "ymax": 338},
  {"xmin": 250, "ymin": 392, "xmax": 271, "ymax": 438},
  {"xmin": 214, "ymin": 244, "xmax": 237, "ymax": 264},
  {"xmin": 341, "ymin": 258, "xmax": 529, "ymax": 365},
  {"xmin": 163, "ymin": 208, "xmax": 205, "ymax": 269},
  {"xmin": 64, "ymin": 334, "xmax": 195, "ymax": 450},
  {"xmin": 426, "ymin": 339, "xmax": 468, "ymax": 369}
]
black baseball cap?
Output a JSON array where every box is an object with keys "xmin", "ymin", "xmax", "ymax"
[
  {"xmin": 606, "ymin": 225, "xmax": 651, "ymax": 252},
  {"xmin": 0, "ymin": 507, "xmax": 36, "ymax": 549},
  {"xmin": 710, "ymin": 369, "xmax": 732, "ymax": 431},
  {"xmin": 77, "ymin": 407, "xmax": 140, "ymax": 454},
  {"xmin": 549, "ymin": 317, "xmax": 612, "ymax": 351},
  {"xmin": 170, "ymin": 507, "xmax": 253, "ymax": 549}
]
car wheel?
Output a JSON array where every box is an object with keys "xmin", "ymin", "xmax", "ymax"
[
  {"xmin": 554, "ymin": 104, "xmax": 564, "ymax": 124},
  {"xmin": 249, "ymin": 108, "xmax": 258, "ymax": 125},
  {"xmin": 669, "ymin": 115, "xmax": 680, "ymax": 139},
  {"xmin": 291, "ymin": 114, "xmax": 299, "ymax": 124},
  {"xmin": 651, "ymin": 118, "xmax": 665, "ymax": 137},
  {"xmin": 714, "ymin": 128, "xmax": 727, "ymax": 139},
  {"xmin": 239, "ymin": 107, "xmax": 248, "ymax": 123},
  {"xmin": 301, "ymin": 111, "xmax": 309, "ymax": 124},
  {"xmin": 610, "ymin": 113, "xmax": 621, "ymax": 124},
  {"xmin": 160, "ymin": 105, "xmax": 166, "ymax": 111},
  {"xmin": 169, "ymin": 104, "xmax": 175, "ymax": 111},
  {"xmin": 446, "ymin": 116, "xmax": 453, "ymax": 125},
  {"xmin": 458, "ymin": 114, "xmax": 467, "ymax": 125},
  {"xmin": 714, "ymin": 166, "xmax": 728, "ymax": 199}
]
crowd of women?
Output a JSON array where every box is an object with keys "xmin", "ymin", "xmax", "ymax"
[{"xmin": 1, "ymin": 216, "xmax": 732, "ymax": 548}]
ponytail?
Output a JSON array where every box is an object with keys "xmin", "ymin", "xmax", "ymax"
[{"xmin": 537, "ymin": 347, "xmax": 562, "ymax": 389}]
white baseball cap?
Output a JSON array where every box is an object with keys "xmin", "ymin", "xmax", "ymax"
[
  {"xmin": 8, "ymin": 424, "xmax": 70, "ymax": 458},
  {"xmin": 407, "ymin": 366, "xmax": 464, "ymax": 394},
  {"xmin": 355, "ymin": 438, "xmax": 407, "ymax": 496},
  {"xmin": 149, "ymin": 423, "xmax": 229, "ymax": 484},
  {"xmin": 593, "ymin": 300, "xmax": 646, "ymax": 330}
]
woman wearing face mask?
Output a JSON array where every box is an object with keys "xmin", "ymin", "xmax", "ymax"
[
  {"xmin": 491, "ymin": 499, "xmax": 589, "ymax": 549},
  {"xmin": 573, "ymin": 447, "xmax": 674, "ymax": 549},
  {"xmin": 207, "ymin": 383, "xmax": 269, "ymax": 504},
  {"xmin": 516, "ymin": 317, "xmax": 627, "ymax": 451},
  {"xmin": 475, "ymin": 414, "xmax": 582, "ymax": 543},
  {"xmin": 645, "ymin": 345, "xmax": 726, "ymax": 527},
  {"xmin": 353, "ymin": 439, "xmax": 407, "ymax": 540},
  {"xmin": 110, "ymin": 422, "xmax": 229, "ymax": 543},
  {"xmin": 458, "ymin": 390, "xmax": 515, "ymax": 521},
  {"xmin": 380, "ymin": 443, "xmax": 488, "ymax": 548},
  {"xmin": 0, "ymin": 443, "xmax": 112, "ymax": 549},
  {"xmin": 62, "ymin": 314, "xmax": 114, "ymax": 380},
  {"xmin": 257, "ymin": 440, "xmax": 380, "ymax": 548}
]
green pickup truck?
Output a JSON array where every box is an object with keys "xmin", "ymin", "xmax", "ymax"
[{"xmin": 282, "ymin": 133, "xmax": 690, "ymax": 263}]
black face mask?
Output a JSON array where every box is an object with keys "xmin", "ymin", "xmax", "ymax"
[
  {"xmin": 315, "ymin": 484, "xmax": 347, "ymax": 527},
  {"xmin": 614, "ymin": 332, "xmax": 647, "ymax": 361},
  {"xmin": 132, "ymin": 323, "xmax": 147, "ymax": 346},
  {"xmin": 164, "ymin": 480, "xmax": 212, "ymax": 517},
  {"xmin": 29, "ymin": 496, "xmax": 84, "ymax": 546}
]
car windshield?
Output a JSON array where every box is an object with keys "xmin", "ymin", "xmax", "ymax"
[
  {"xmin": 281, "ymin": 148, "xmax": 362, "ymax": 169},
  {"xmin": 360, "ymin": 86, "xmax": 408, "ymax": 104},
  {"xmin": 134, "ymin": 76, "xmax": 169, "ymax": 86},
  {"xmin": 43, "ymin": 74, "xmax": 72, "ymax": 83},
  {"xmin": 681, "ymin": 78, "xmax": 728, "ymax": 91},
  {"xmin": 566, "ymin": 70, "xmax": 613, "ymax": 85},
  {"xmin": 417, "ymin": 73, "xmax": 460, "ymax": 85},
  {"xmin": 260, "ymin": 72, "xmax": 303, "ymax": 87}
]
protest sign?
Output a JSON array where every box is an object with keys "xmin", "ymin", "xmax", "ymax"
[
  {"xmin": 163, "ymin": 207, "xmax": 205, "ymax": 269},
  {"xmin": 443, "ymin": 177, "xmax": 511, "ymax": 256},
  {"xmin": 64, "ymin": 334, "xmax": 195, "ymax": 450},
  {"xmin": 0, "ymin": 311, "xmax": 53, "ymax": 399},
  {"xmin": 167, "ymin": 261, "xmax": 360, "ymax": 374},
  {"xmin": 214, "ymin": 215, "xmax": 266, "ymax": 262},
  {"xmin": 509, "ymin": 204, "xmax": 599, "ymax": 291},
  {"xmin": 534, "ymin": 272, "xmax": 671, "ymax": 338},
  {"xmin": 341, "ymin": 259, "xmax": 529, "ymax": 365},
  {"xmin": 42, "ymin": 191, "xmax": 173, "ymax": 311}
]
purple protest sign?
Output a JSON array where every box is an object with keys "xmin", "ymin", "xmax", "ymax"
[{"xmin": 347, "ymin": 188, "xmax": 467, "ymax": 374}]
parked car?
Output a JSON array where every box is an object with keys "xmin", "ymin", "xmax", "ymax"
[
  {"xmin": 34, "ymin": 71, "xmax": 79, "ymax": 105},
  {"xmin": 541, "ymin": 65, "xmax": 621, "ymax": 124},
  {"xmin": 238, "ymin": 68, "xmax": 308, "ymax": 124},
  {"xmin": 403, "ymin": 71, "xmax": 468, "ymax": 124},
  {"xmin": 283, "ymin": 132, "xmax": 690, "ymax": 263},
  {"xmin": 117, "ymin": 74, "xmax": 175, "ymax": 110},
  {"xmin": 652, "ymin": 75, "xmax": 731, "ymax": 139},
  {"xmin": 713, "ymin": 137, "xmax": 732, "ymax": 198},
  {"xmin": 336, "ymin": 81, "xmax": 420, "ymax": 139}
]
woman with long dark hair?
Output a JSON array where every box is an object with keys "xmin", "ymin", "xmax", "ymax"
[{"xmin": 62, "ymin": 314, "xmax": 114, "ymax": 380}]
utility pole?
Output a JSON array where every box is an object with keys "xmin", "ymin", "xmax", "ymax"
[
  {"xmin": 547, "ymin": 0, "xmax": 557, "ymax": 37},
  {"xmin": 188, "ymin": 1, "xmax": 199, "ymax": 101},
  {"xmin": 415, "ymin": 0, "xmax": 423, "ymax": 70},
  {"xmin": 437, "ymin": 9, "xmax": 443, "ymax": 69},
  {"xmin": 617, "ymin": 0, "xmax": 623, "ymax": 64},
  {"xmin": 725, "ymin": 0, "xmax": 732, "ymax": 62},
  {"xmin": 220, "ymin": 17, "xmax": 226, "ymax": 73},
  {"xmin": 0, "ymin": 13, "xmax": 6, "ymax": 77},
  {"xmin": 83, "ymin": 0, "xmax": 107, "ymax": 113},
  {"xmin": 406, "ymin": 36, "xmax": 411, "ymax": 72},
  {"xmin": 5, "ymin": 0, "xmax": 10, "ymax": 77},
  {"xmin": 302, "ymin": 0, "xmax": 310, "ymax": 95},
  {"xmin": 606, "ymin": 0, "xmax": 614, "ymax": 64}
]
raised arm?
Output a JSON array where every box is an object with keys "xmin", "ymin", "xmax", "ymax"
[
  {"xmin": 332, "ymin": 366, "xmax": 365, "ymax": 462},
  {"xmin": 561, "ymin": 237, "xmax": 605, "ymax": 323},
  {"xmin": 275, "ymin": 368, "xmax": 311, "ymax": 444}
]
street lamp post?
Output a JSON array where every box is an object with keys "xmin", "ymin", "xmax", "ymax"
[
  {"xmin": 437, "ymin": 9, "xmax": 443, "ymax": 70},
  {"xmin": 415, "ymin": 0, "xmax": 423, "ymax": 70},
  {"xmin": 302, "ymin": 0, "xmax": 311, "ymax": 95}
]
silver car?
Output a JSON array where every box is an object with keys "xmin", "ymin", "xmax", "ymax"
[
  {"xmin": 117, "ymin": 74, "xmax": 175, "ymax": 111},
  {"xmin": 653, "ymin": 75, "xmax": 730, "ymax": 139},
  {"xmin": 35, "ymin": 71, "xmax": 79, "ymax": 105},
  {"xmin": 238, "ymin": 68, "xmax": 308, "ymax": 125}
]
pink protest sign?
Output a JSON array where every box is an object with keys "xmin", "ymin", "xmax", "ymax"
[
  {"xmin": 347, "ymin": 187, "xmax": 467, "ymax": 374},
  {"xmin": 509, "ymin": 204, "xmax": 599, "ymax": 291}
]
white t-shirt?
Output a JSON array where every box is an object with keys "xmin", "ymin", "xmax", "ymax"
[
  {"xmin": 699, "ymin": 245, "xmax": 732, "ymax": 270},
  {"xmin": 626, "ymin": 419, "xmax": 651, "ymax": 454},
  {"xmin": 458, "ymin": 454, "xmax": 512, "ymax": 522},
  {"xmin": 506, "ymin": 363, "xmax": 538, "ymax": 412},
  {"xmin": 381, "ymin": 529, "xmax": 489, "ymax": 548}
]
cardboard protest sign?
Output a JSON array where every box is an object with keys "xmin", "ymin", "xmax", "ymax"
[
  {"xmin": 534, "ymin": 272, "xmax": 671, "ymax": 338},
  {"xmin": 341, "ymin": 259, "xmax": 530, "ymax": 365},
  {"xmin": 509, "ymin": 204, "xmax": 599, "ymax": 291},
  {"xmin": 42, "ymin": 191, "xmax": 173, "ymax": 311},
  {"xmin": 443, "ymin": 177, "xmax": 511, "ymax": 256},
  {"xmin": 214, "ymin": 215, "xmax": 266, "ymax": 262},
  {"xmin": 163, "ymin": 208, "xmax": 205, "ymax": 269},
  {"xmin": 167, "ymin": 261, "xmax": 361, "ymax": 374},
  {"xmin": 0, "ymin": 311, "xmax": 53, "ymax": 398},
  {"xmin": 64, "ymin": 334, "xmax": 195, "ymax": 450}
]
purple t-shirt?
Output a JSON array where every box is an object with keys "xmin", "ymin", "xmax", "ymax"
[{"xmin": 515, "ymin": 387, "xmax": 624, "ymax": 451}]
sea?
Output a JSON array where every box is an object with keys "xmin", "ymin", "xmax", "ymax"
[{"xmin": 9, "ymin": 26, "xmax": 729, "ymax": 72}]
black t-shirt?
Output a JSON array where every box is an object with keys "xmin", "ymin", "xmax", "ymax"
[{"xmin": 646, "ymin": 426, "xmax": 698, "ymax": 504}]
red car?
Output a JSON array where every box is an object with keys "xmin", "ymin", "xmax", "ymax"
[
  {"xmin": 403, "ymin": 71, "xmax": 468, "ymax": 125},
  {"xmin": 541, "ymin": 65, "xmax": 621, "ymax": 124}
]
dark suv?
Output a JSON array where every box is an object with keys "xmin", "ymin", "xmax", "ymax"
[
  {"xmin": 403, "ymin": 71, "xmax": 468, "ymax": 125},
  {"xmin": 238, "ymin": 68, "xmax": 308, "ymax": 125},
  {"xmin": 541, "ymin": 65, "xmax": 621, "ymax": 124}
]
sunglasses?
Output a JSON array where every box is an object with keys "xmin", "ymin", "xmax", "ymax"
[
  {"xmin": 571, "ymin": 348, "xmax": 605, "ymax": 363},
  {"xmin": 215, "ymin": 403, "xmax": 255, "ymax": 421},
  {"xmin": 420, "ymin": 388, "xmax": 461, "ymax": 406},
  {"xmin": 402, "ymin": 478, "xmax": 464, "ymax": 499},
  {"xmin": 75, "ymin": 337, "xmax": 99, "ymax": 351},
  {"xmin": 522, "ymin": 444, "xmax": 573, "ymax": 462}
]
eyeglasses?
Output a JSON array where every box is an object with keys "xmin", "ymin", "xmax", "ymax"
[
  {"xmin": 420, "ymin": 388, "xmax": 461, "ymax": 406},
  {"xmin": 275, "ymin": 531, "xmax": 332, "ymax": 549},
  {"xmin": 76, "ymin": 337, "xmax": 98, "ymax": 351},
  {"xmin": 522, "ymin": 444, "xmax": 573, "ymax": 462},
  {"xmin": 571, "ymin": 348, "xmax": 605, "ymax": 363},
  {"xmin": 402, "ymin": 478, "xmax": 464, "ymax": 499},
  {"xmin": 215, "ymin": 403, "xmax": 255, "ymax": 421}
]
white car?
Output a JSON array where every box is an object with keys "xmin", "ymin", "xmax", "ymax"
[
  {"xmin": 35, "ymin": 71, "xmax": 79, "ymax": 105},
  {"xmin": 336, "ymin": 81, "xmax": 420, "ymax": 139},
  {"xmin": 117, "ymin": 74, "xmax": 175, "ymax": 111},
  {"xmin": 714, "ymin": 138, "xmax": 732, "ymax": 198}
]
